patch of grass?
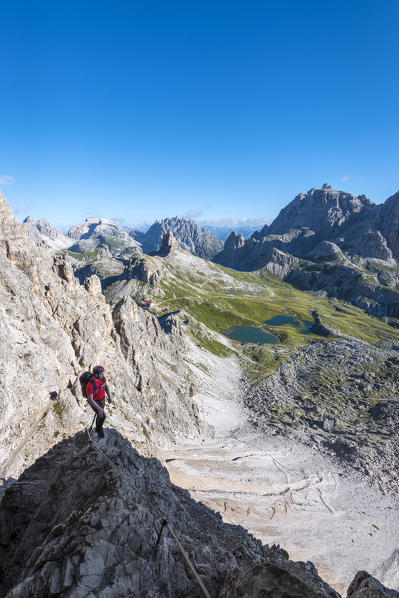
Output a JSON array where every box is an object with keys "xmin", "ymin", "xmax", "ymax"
[
  {"xmin": 65, "ymin": 249, "xmax": 99, "ymax": 260},
  {"xmin": 141, "ymin": 423, "xmax": 150, "ymax": 440},
  {"xmin": 53, "ymin": 401, "xmax": 65, "ymax": 421},
  {"xmin": 54, "ymin": 430, "xmax": 60, "ymax": 437}
]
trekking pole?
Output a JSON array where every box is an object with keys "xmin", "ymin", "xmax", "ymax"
[{"xmin": 89, "ymin": 413, "xmax": 96, "ymax": 432}]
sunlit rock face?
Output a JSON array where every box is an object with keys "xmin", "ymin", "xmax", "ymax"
[{"xmin": 0, "ymin": 193, "xmax": 203, "ymax": 482}]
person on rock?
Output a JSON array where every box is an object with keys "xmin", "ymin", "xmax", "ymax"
[{"xmin": 86, "ymin": 365, "xmax": 112, "ymax": 438}]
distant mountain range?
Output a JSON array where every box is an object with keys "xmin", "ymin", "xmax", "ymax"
[
  {"xmin": 22, "ymin": 183, "xmax": 399, "ymax": 324},
  {"xmin": 197, "ymin": 218, "xmax": 268, "ymax": 241}
]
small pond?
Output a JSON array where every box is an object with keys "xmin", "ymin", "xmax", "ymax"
[
  {"xmin": 264, "ymin": 315, "xmax": 314, "ymax": 335},
  {"xmin": 225, "ymin": 326, "xmax": 280, "ymax": 344}
]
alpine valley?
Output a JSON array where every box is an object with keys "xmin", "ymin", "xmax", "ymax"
[{"xmin": 1, "ymin": 184, "xmax": 399, "ymax": 598}]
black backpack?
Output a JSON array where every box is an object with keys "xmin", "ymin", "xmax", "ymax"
[{"xmin": 79, "ymin": 371, "xmax": 105, "ymax": 399}]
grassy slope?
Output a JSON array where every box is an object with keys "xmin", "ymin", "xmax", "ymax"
[
  {"xmin": 130, "ymin": 252, "xmax": 399, "ymax": 377},
  {"xmin": 82, "ymin": 248, "xmax": 399, "ymax": 378}
]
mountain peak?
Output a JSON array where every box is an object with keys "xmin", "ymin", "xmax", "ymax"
[
  {"xmin": 133, "ymin": 216, "xmax": 223, "ymax": 259},
  {"xmin": 269, "ymin": 185, "xmax": 374, "ymax": 236}
]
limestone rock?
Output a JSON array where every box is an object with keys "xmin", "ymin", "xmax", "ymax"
[
  {"xmin": 126, "ymin": 255, "xmax": 161, "ymax": 284},
  {"xmin": 380, "ymin": 191, "xmax": 399, "ymax": 259},
  {"xmin": 308, "ymin": 241, "xmax": 344, "ymax": 262},
  {"xmin": 156, "ymin": 230, "xmax": 181, "ymax": 256},
  {"xmin": 84, "ymin": 274, "xmax": 102, "ymax": 298}
]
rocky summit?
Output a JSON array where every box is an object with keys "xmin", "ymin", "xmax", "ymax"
[{"xmin": 68, "ymin": 217, "xmax": 141, "ymax": 256}]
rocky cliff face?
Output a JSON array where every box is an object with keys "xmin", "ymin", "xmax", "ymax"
[
  {"xmin": 3, "ymin": 428, "xmax": 394, "ymax": 598},
  {"xmin": 0, "ymin": 193, "xmax": 203, "ymax": 481},
  {"xmin": 132, "ymin": 216, "xmax": 223, "ymax": 259},
  {"xmin": 380, "ymin": 191, "xmax": 399, "ymax": 259}
]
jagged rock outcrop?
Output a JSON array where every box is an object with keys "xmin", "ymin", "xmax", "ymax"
[
  {"xmin": 68, "ymin": 217, "xmax": 141, "ymax": 255},
  {"xmin": 0, "ymin": 194, "xmax": 204, "ymax": 480},
  {"xmin": 214, "ymin": 227, "xmax": 317, "ymax": 271},
  {"xmin": 132, "ymin": 216, "xmax": 223, "ymax": 259},
  {"xmin": 156, "ymin": 230, "xmax": 180, "ymax": 257},
  {"xmin": 347, "ymin": 571, "xmax": 399, "ymax": 597},
  {"xmin": 126, "ymin": 255, "xmax": 161, "ymax": 284},
  {"xmin": 287, "ymin": 264, "xmax": 399, "ymax": 318},
  {"xmin": 23, "ymin": 216, "xmax": 72, "ymax": 249},
  {"xmin": 0, "ymin": 429, "xmax": 340, "ymax": 598},
  {"xmin": 261, "ymin": 247, "xmax": 299, "ymax": 277},
  {"xmin": 343, "ymin": 230, "xmax": 392, "ymax": 261}
]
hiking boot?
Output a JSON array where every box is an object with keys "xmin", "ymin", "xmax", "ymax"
[{"xmin": 97, "ymin": 429, "xmax": 104, "ymax": 438}]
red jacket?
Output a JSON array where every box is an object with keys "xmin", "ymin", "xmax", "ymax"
[{"xmin": 86, "ymin": 376, "xmax": 106, "ymax": 402}]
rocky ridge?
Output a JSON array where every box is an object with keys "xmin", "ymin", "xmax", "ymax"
[{"xmin": 131, "ymin": 216, "xmax": 223, "ymax": 260}]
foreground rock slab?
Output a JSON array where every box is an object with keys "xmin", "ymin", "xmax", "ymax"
[{"xmin": 1, "ymin": 429, "xmax": 341, "ymax": 598}]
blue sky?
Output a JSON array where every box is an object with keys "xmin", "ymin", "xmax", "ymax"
[{"xmin": 0, "ymin": 0, "xmax": 398, "ymax": 230}]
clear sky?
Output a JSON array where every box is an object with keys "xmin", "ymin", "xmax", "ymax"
[{"xmin": 1, "ymin": 0, "xmax": 398, "ymax": 230}]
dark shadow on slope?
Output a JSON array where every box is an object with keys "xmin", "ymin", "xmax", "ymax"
[{"xmin": 0, "ymin": 428, "xmax": 343, "ymax": 598}]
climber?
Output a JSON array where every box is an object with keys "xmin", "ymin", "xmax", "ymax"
[{"xmin": 86, "ymin": 365, "xmax": 112, "ymax": 438}]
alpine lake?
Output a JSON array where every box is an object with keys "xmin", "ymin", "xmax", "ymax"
[{"xmin": 225, "ymin": 315, "xmax": 314, "ymax": 345}]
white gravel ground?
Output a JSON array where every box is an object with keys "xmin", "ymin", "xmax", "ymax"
[{"xmin": 162, "ymin": 347, "xmax": 399, "ymax": 596}]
